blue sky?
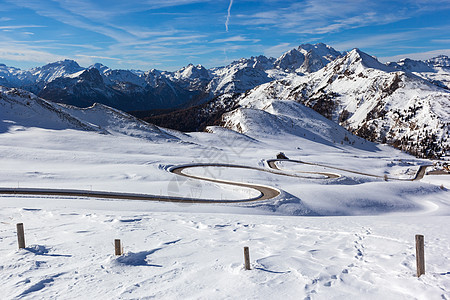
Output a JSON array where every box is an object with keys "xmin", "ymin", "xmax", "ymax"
[{"xmin": 0, "ymin": 0, "xmax": 449, "ymax": 71}]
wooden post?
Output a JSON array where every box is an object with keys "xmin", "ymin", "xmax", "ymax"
[
  {"xmin": 415, "ymin": 234, "xmax": 425, "ymax": 277},
  {"xmin": 244, "ymin": 246, "xmax": 251, "ymax": 270},
  {"xmin": 17, "ymin": 223, "xmax": 26, "ymax": 249},
  {"xmin": 114, "ymin": 239, "xmax": 122, "ymax": 256}
]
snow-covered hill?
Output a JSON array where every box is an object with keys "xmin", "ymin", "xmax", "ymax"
[
  {"xmin": 220, "ymin": 100, "xmax": 373, "ymax": 152},
  {"xmin": 0, "ymin": 86, "xmax": 178, "ymax": 141}
]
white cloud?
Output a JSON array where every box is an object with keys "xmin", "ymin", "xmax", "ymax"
[{"xmin": 225, "ymin": 0, "xmax": 233, "ymax": 32}]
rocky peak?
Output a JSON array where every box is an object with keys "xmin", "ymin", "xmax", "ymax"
[
  {"xmin": 427, "ymin": 55, "xmax": 450, "ymax": 68},
  {"xmin": 275, "ymin": 43, "xmax": 341, "ymax": 73},
  {"xmin": 330, "ymin": 49, "xmax": 394, "ymax": 74},
  {"xmin": 274, "ymin": 48, "xmax": 305, "ymax": 72},
  {"xmin": 298, "ymin": 43, "xmax": 341, "ymax": 60},
  {"xmin": 174, "ymin": 64, "xmax": 210, "ymax": 81},
  {"xmin": 40, "ymin": 59, "xmax": 82, "ymax": 72},
  {"xmin": 31, "ymin": 59, "xmax": 84, "ymax": 83},
  {"xmin": 89, "ymin": 63, "xmax": 110, "ymax": 74}
]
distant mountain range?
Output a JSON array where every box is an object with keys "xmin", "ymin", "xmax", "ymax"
[
  {"xmin": 1, "ymin": 43, "xmax": 449, "ymax": 158},
  {"xmin": 0, "ymin": 43, "xmax": 342, "ymax": 112}
]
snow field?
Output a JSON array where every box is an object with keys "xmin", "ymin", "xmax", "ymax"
[
  {"xmin": 1, "ymin": 202, "xmax": 449, "ymax": 299},
  {"xmin": 1, "ymin": 90, "xmax": 449, "ymax": 298}
]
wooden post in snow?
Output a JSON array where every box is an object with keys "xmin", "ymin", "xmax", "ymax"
[
  {"xmin": 114, "ymin": 239, "xmax": 122, "ymax": 256},
  {"xmin": 17, "ymin": 223, "xmax": 26, "ymax": 249},
  {"xmin": 244, "ymin": 246, "xmax": 251, "ymax": 270},
  {"xmin": 415, "ymin": 235, "xmax": 425, "ymax": 277}
]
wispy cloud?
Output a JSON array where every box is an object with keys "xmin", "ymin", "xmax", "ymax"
[
  {"xmin": 379, "ymin": 49, "xmax": 450, "ymax": 63},
  {"xmin": 235, "ymin": 0, "xmax": 443, "ymax": 35},
  {"xmin": 225, "ymin": 0, "xmax": 233, "ymax": 32},
  {"xmin": 0, "ymin": 25, "xmax": 46, "ymax": 30},
  {"xmin": 210, "ymin": 35, "xmax": 259, "ymax": 43},
  {"xmin": 331, "ymin": 32, "xmax": 417, "ymax": 51},
  {"xmin": 263, "ymin": 43, "xmax": 292, "ymax": 58},
  {"xmin": 0, "ymin": 41, "xmax": 66, "ymax": 65},
  {"xmin": 432, "ymin": 39, "xmax": 450, "ymax": 44},
  {"xmin": 50, "ymin": 0, "xmax": 212, "ymax": 21}
]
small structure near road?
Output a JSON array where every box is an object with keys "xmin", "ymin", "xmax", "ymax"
[{"xmin": 276, "ymin": 152, "xmax": 289, "ymax": 160}]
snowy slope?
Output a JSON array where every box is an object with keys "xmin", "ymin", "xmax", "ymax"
[
  {"xmin": 59, "ymin": 103, "xmax": 178, "ymax": 141},
  {"xmin": 0, "ymin": 86, "xmax": 178, "ymax": 141}
]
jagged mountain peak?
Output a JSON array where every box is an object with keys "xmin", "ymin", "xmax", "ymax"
[
  {"xmin": 275, "ymin": 43, "xmax": 341, "ymax": 73},
  {"xmin": 37, "ymin": 59, "xmax": 82, "ymax": 72},
  {"xmin": 237, "ymin": 46, "xmax": 450, "ymax": 158},
  {"xmin": 30, "ymin": 59, "xmax": 84, "ymax": 83},
  {"xmin": 298, "ymin": 43, "xmax": 341, "ymax": 58},
  {"xmin": 174, "ymin": 64, "xmax": 210, "ymax": 80},
  {"xmin": 78, "ymin": 68, "xmax": 104, "ymax": 82},
  {"xmin": 274, "ymin": 48, "xmax": 305, "ymax": 72}
]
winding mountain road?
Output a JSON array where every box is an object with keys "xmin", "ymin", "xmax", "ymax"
[
  {"xmin": 0, "ymin": 159, "xmax": 431, "ymax": 203},
  {"xmin": 267, "ymin": 159, "xmax": 431, "ymax": 181}
]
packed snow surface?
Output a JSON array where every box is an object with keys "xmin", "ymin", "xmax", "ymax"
[{"xmin": 1, "ymin": 89, "xmax": 449, "ymax": 299}]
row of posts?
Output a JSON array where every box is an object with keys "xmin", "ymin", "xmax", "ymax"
[{"xmin": 15, "ymin": 223, "xmax": 425, "ymax": 276}]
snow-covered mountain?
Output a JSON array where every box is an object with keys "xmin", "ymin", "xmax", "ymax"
[{"xmin": 235, "ymin": 48, "xmax": 450, "ymax": 158}]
